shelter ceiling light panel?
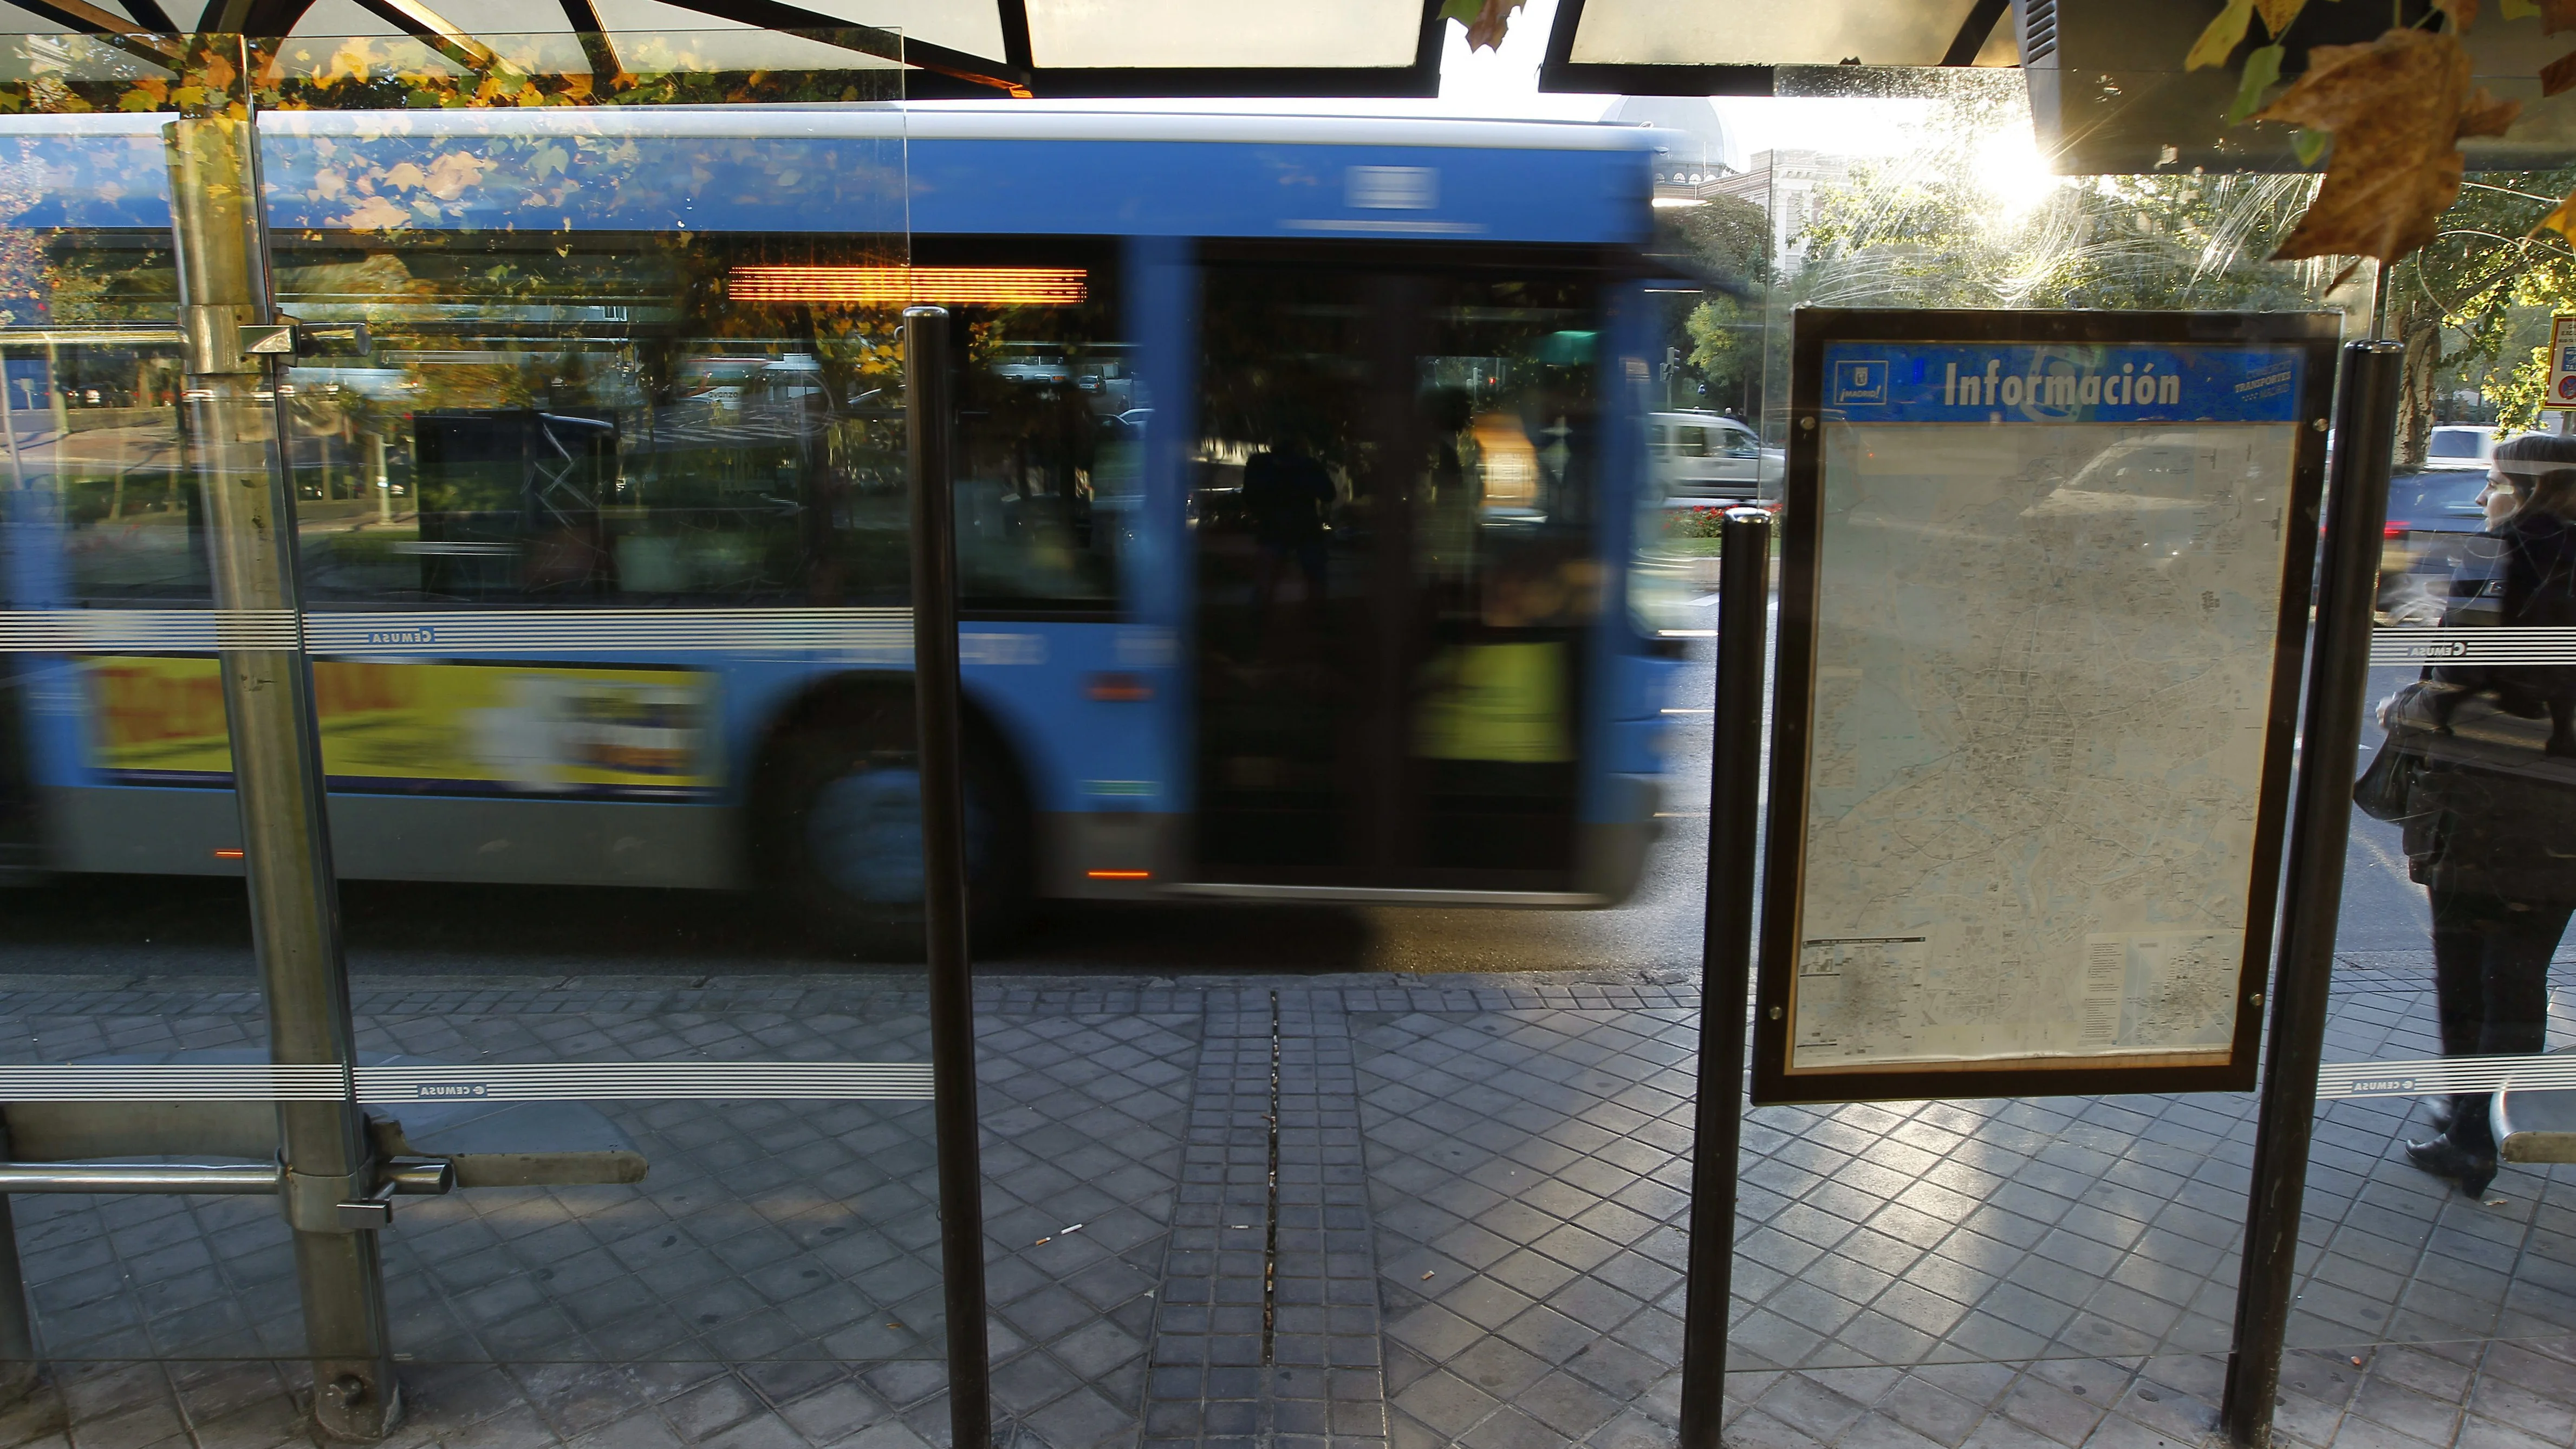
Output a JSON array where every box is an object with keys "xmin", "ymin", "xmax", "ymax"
[
  {"xmin": 1565, "ymin": 0, "xmax": 2012, "ymax": 66},
  {"xmin": 750, "ymin": 0, "xmax": 1007, "ymax": 60},
  {"xmin": 1023, "ymin": 0, "xmax": 1419, "ymax": 68}
]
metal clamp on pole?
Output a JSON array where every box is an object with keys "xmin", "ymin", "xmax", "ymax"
[
  {"xmin": 289, "ymin": 320, "xmax": 370, "ymax": 356},
  {"xmin": 1678, "ymin": 508, "xmax": 1774, "ymax": 1448},
  {"xmin": 2220, "ymin": 340, "xmax": 2404, "ymax": 1449},
  {"xmin": 905, "ymin": 304, "xmax": 996, "ymax": 1449},
  {"xmin": 330, "ymin": 1159, "xmax": 459, "ymax": 1230}
]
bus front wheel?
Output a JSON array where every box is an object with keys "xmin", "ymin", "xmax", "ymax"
[{"xmin": 756, "ymin": 695, "xmax": 1032, "ymax": 960}]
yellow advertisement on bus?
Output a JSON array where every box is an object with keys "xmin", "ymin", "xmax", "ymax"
[{"xmin": 77, "ymin": 656, "xmax": 720, "ymax": 797}]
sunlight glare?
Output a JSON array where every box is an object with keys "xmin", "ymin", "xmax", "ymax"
[{"xmin": 1970, "ymin": 116, "xmax": 2063, "ymax": 219}]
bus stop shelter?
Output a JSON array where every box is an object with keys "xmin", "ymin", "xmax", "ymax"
[{"xmin": 0, "ymin": 2, "xmax": 2567, "ymax": 1448}]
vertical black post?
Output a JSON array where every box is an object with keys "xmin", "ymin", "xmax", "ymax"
[
  {"xmin": 906, "ymin": 305, "xmax": 992, "ymax": 1449},
  {"xmin": 1678, "ymin": 508, "xmax": 1774, "ymax": 1448},
  {"xmin": 0, "ymin": 1120, "xmax": 38, "ymax": 1409},
  {"xmin": 2220, "ymin": 340, "xmax": 2403, "ymax": 1449}
]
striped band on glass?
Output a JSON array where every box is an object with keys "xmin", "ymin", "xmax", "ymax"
[
  {"xmin": 0, "ymin": 1062, "xmax": 934, "ymax": 1102},
  {"xmin": 2316, "ymin": 1054, "xmax": 2576, "ymax": 1099},
  {"xmin": 0, "ymin": 1064, "xmax": 352, "ymax": 1100},
  {"xmin": 0, "ymin": 1058, "xmax": 2554, "ymax": 1103},
  {"xmin": 300, "ymin": 609, "xmax": 914, "ymax": 657},
  {"xmin": 0, "ymin": 610, "xmax": 303, "ymax": 653},
  {"xmin": 0, "ymin": 608, "xmax": 914, "ymax": 657},
  {"xmin": 356, "ymin": 1062, "xmax": 934, "ymax": 1101},
  {"xmin": 2371, "ymin": 628, "xmax": 2576, "ymax": 667}
]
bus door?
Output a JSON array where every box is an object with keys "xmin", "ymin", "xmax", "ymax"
[{"xmin": 1189, "ymin": 255, "xmax": 1602, "ymax": 893}]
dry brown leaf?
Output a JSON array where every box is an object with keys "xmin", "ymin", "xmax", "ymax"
[
  {"xmin": 2432, "ymin": 0, "xmax": 2478, "ymax": 29},
  {"xmin": 2547, "ymin": 0, "xmax": 2576, "ymax": 33},
  {"xmin": 2463, "ymin": 86, "xmax": 2522, "ymax": 134},
  {"xmin": 2256, "ymin": 28, "xmax": 2522, "ymax": 261},
  {"xmin": 2545, "ymin": 47, "xmax": 2576, "ymax": 95},
  {"xmin": 2254, "ymin": 0, "xmax": 2308, "ymax": 36},
  {"xmin": 1463, "ymin": 0, "xmax": 1524, "ymax": 51}
]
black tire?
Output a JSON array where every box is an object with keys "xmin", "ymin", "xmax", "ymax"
[{"xmin": 752, "ymin": 686, "xmax": 1033, "ymax": 960}]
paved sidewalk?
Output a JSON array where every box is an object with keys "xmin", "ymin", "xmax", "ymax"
[{"xmin": 0, "ymin": 965, "xmax": 2561, "ymax": 1449}]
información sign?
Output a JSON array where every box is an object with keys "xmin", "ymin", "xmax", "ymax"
[{"xmin": 1753, "ymin": 309, "xmax": 2343, "ymax": 1105}]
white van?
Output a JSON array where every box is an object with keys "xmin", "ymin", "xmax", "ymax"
[
  {"xmin": 2424, "ymin": 424, "xmax": 2498, "ymax": 471},
  {"xmin": 1648, "ymin": 410, "xmax": 1781, "ymax": 502}
]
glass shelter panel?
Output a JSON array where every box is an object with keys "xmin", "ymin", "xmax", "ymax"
[
  {"xmin": 0, "ymin": 35, "xmax": 1050, "ymax": 1446},
  {"xmin": 1644, "ymin": 66, "xmax": 2405, "ymax": 1449},
  {"xmin": 2291, "ymin": 455, "xmax": 2576, "ymax": 1404},
  {"xmin": 1620, "ymin": 64, "xmax": 2574, "ymax": 1449},
  {"xmin": 9, "ymin": 42, "xmax": 2565, "ymax": 1449}
]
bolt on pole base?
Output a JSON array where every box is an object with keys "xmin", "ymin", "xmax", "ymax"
[{"xmin": 297, "ymin": 1232, "xmax": 401, "ymax": 1442}]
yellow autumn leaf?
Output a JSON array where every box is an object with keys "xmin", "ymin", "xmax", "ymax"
[
  {"xmin": 2536, "ymin": 186, "xmax": 2576, "ymax": 243},
  {"xmin": 2189, "ymin": 0, "xmax": 2258, "ymax": 69},
  {"xmin": 335, "ymin": 194, "xmax": 409, "ymax": 230},
  {"xmin": 422, "ymin": 150, "xmax": 492, "ymax": 200}
]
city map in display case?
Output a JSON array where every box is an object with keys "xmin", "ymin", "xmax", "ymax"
[{"xmin": 1752, "ymin": 310, "xmax": 2340, "ymax": 1104}]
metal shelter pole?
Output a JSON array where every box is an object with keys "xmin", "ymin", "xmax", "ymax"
[
  {"xmin": 0, "ymin": 1120, "xmax": 39, "ymax": 1408},
  {"xmin": 164, "ymin": 82, "xmax": 400, "ymax": 1442},
  {"xmin": 905, "ymin": 304, "xmax": 994, "ymax": 1449},
  {"xmin": 2220, "ymin": 340, "xmax": 2403, "ymax": 1449},
  {"xmin": 1677, "ymin": 508, "xmax": 1773, "ymax": 1447}
]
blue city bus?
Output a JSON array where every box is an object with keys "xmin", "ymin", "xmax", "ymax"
[{"xmin": 0, "ymin": 107, "xmax": 1684, "ymax": 953}]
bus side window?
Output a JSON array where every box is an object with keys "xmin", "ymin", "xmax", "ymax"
[
  {"xmin": 409, "ymin": 410, "xmax": 616, "ymax": 600},
  {"xmin": 947, "ymin": 246, "xmax": 1129, "ymax": 611},
  {"xmin": 274, "ymin": 235, "xmax": 915, "ymax": 610}
]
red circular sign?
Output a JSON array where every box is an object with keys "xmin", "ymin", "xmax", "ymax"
[{"xmin": 2560, "ymin": 374, "xmax": 2576, "ymax": 401}]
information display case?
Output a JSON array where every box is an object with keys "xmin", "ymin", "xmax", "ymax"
[{"xmin": 1753, "ymin": 308, "xmax": 2342, "ymax": 1104}]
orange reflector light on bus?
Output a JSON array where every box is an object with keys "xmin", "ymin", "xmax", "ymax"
[
  {"xmin": 213, "ymin": 848, "xmax": 244, "ymax": 860},
  {"xmin": 1087, "ymin": 673, "xmax": 1152, "ymax": 703},
  {"xmin": 728, "ymin": 267, "xmax": 1088, "ymax": 307},
  {"xmin": 1085, "ymin": 869, "xmax": 1152, "ymax": 880}
]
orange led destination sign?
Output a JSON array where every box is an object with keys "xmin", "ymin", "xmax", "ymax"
[{"xmin": 728, "ymin": 267, "xmax": 1088, "ymax": 307}]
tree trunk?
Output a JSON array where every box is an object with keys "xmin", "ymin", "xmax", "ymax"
[{"xmin": 2392, "ymin": 285, "xmax": 2441, "ymax": 472}]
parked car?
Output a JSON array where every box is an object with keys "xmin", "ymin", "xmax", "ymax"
[
  {"xmin": 1648, "ymin": 410, "xmax": 1781, "ymax": 503},
  {"xmin": 2423, "ymin": 424, "xmax": 2498, "ymax": 471},
  {"xmin": 2379, "ymin": 469, "xmax": 2495, "ymax": 623}
]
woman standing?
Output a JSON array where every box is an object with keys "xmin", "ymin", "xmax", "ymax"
[{"xmin": 2395, "ymin": 431, "xmax": 2576, "ymax": 1195}]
